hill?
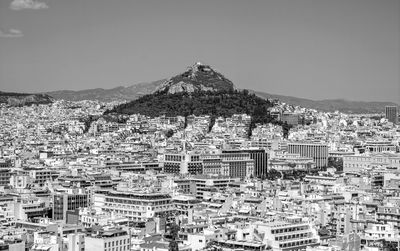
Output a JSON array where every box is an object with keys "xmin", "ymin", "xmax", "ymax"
[
  {"xmin": 155, "ymin": 62, "xmax": 235, "ymax": 94},
  {"xmin": 106, "ymin": 90, "xmax": 273, "ymax": 119},
  {"xmin": 44, "ymin": 82, "xmax": 395, "ymax": 114},
  {"xmin": 0, "ymin": 91, "xmax": 53, "ymax": 106},
  {"xmin": 40, "ymin": 61, "xmax": 397, "ymax": 113},
  {"xmin": 105, "ymin": 63, "xmax": 277, "ymax": 127}
]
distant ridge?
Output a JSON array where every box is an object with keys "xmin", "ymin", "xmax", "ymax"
[
  {"xmin": 46, "ymin": 80, "xmax": 165, "ymax": 102},
  {"xmin": 40, "ymin": 62, "xmax": 397, "ymax": 113},
  {"xmin": 252, "ymin": 91, "xmax": 398, "ymax": 114},
  {"xmin": 0, "ymin": 91, "xmax": 53, "ymax": 106}
]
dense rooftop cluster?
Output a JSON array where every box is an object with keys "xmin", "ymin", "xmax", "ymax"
[{"xmin": 0, "ymin": 98, "xmax": 399, "ymax": 251}]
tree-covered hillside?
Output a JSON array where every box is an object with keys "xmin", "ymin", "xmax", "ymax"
[{"xmin": 105, "ymin": 90, "xmax": 278, "ymax": 126}]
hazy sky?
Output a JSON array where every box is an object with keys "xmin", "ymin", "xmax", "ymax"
[{"xmin": 0, "ymin": 0, "xmax": 399, "ymax": 103}]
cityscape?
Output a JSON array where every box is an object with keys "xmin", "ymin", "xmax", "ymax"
[{"xmin": 1, "ymin": 1, "xmax": 400, "ymax": 251}]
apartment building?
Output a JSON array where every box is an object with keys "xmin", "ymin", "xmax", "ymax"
[
  {"xmin": 174, "ymin": 176, "xmax": 240, "ymax": 199},
  {"xmin": 94, "ymin": 190, "xmax": 174, "ymax": 223},
  {"xmin": 53, "ymin": 190, "xmax": 89, "ymax": 222},
  {"xmin": 377, "ymin": 206, "xmax": 400, "ymax": 231},
  {"xmin": 85, "ymin": 229, "xmax": 130, "ymax": 251},
  {"xmin": 27, "ymin": 168, "xmax": 59, "ymax": 187},
  {"xmin": 256, "ymin": 217, "xmax": 320, "ymax": 251},
  {"xmin": 0, "ymin": 169, "xmax": 11, "ymax": 187}
]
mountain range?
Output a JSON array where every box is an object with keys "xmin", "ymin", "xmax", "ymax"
[
  {"xmin": 251, "ymin": 91, "xmax": 397, "ymax": 114},
  {"xmin": 1, "ymin": 62, "xmax": 397, "ymax": 113},
  {"xmin": 0, "ymin": 91, "xmax": 53, "ymax": 106},
  {"xmin": 47, "ymin": 86, "xmax": 396, "ymax": 115},
  {"xmin": 46, "ymin": 80, "xmax": 165, "ymax": 102}
]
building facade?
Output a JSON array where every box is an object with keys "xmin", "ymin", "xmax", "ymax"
[
  {"xmin": 53, "ymin": 190, "xmax": 89, "ymax": 222},
  {"xmin": 287, "ymin": 142, "xmax": 328, "ymax": 169},
  {"xmin": 385, "ymin": 106, "xmax": 398, "ymax": 124}
]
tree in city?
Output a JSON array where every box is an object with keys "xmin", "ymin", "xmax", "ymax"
[
  {"xmin": 168, "ymin": 222, "xmax": 180, "ymax": 251},
  {"xmin": 165, "ymin": 129, "xmax": 174, "ymax": 138}
]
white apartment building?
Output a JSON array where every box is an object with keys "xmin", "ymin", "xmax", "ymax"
[
  {"xmin": 94, "ymin": 190, "xmax": 174, "ymax": 223},
  {"xmin": 255, "ymin": 217, "xmax": 320, "ymax": 251}
]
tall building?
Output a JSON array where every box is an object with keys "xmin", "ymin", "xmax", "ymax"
[
  {"xmin": 385, "ymin": 106, "xmax": 398, "ymax": 124},
  {"xmin": 221, "ymin": 150, "xmax": 254, "ymax": 179},
  {"xmin": 53, "ymin": 190, "xmax": 89, "ymax": 222},
  {"xmin": 222, "ymin": 149, "xmax": 268, "ymax": 178},
  {"xmin": 287, "ymin": 142, "xmax": 328, "ymax": 169}
]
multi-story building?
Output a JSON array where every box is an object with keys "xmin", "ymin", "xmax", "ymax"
[
  {"xmin": 27, "ymin": 168, "xmax": 59, "ymax": 187},
  {"xmin": 67, "ymin": 233, "xmax": 85, "ymax": 251},
  {"xmin": 364, "ymin": 141, "xmax": 397, "ymax": 153},
  {"xmin": 287, "ymin": 142, "xmax": 328, "ymax": 169},
  {"xmin": 94, "ymin": 189, "xmax": 175, "ymax": 223},
  {"xmin": 221, "ymin": 150, "xmax": 254, "ymax": 179},
  {"xmin": 163, "ymin": 153, "xmax": 203, "ymax": 175},
  {"xmin": 201, "ymin": 153, "xmax": 222, "ymax": 175},
  {"xmin": 85, "ymin": 229, "xmax": 130, "ymax": 251},
  {"xmin": 172, "ymin": 195, "xmax": 201, "ymax": 216},
  {"xmin": 255, "ymin": 217, "xmax": 320, "ymax": 250},
  {"xmin": 173, "ymin": 179, "xmax": 196, "ymax": 194},
  {"xmin": 174, "ymin": 176, "xmax": 240, "ymax": 199},
  {"xmin": 377, "ymin": 206, "xmax": 400, "ymax": 231},
  {"xmin": 0, "ymin": 169, "xmax": 11, "ymax": 187},
  {"xmin": 385, "ymin": 106, "xmax": 398, "ymax": 124},
  {"xmin": 53, "ymin": 189, "xmax": 89, "ymax": 222},
  {"xmin": 0, "ymin": 159, "xmax": 11, "ymax": 168},
  {"xmin": 343, "ymin": 153, "xmax": 400, "ymax": 172},
  {"xmin": 164, "ymin": 149, "xmax": 264, "ymax": 179},
  {"xmin": 362, "ymin": 223, "xmax": 400, "ymax": 250},
  {"xmin": 269, "ymin": 153, "xmax": 315, "ymax": 172},
  {"xmin": 13, "ymin": 196, "xmax": 51, "ymax": 220},
  {"xmin": 105, "ymin": 161, "xmax": 162, "ymax": 173},
  {"xmin": 222, "ymin": 149, "xmax": 268, "ymax": 178},
  {"xmin": 10, "ymin": 174, "xmax": 32, "ymax": 189}
]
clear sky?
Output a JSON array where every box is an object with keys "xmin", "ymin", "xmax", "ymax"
[{"xmin": 0, "ymin": 0, "xmax": 399, "ymax": 103}]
